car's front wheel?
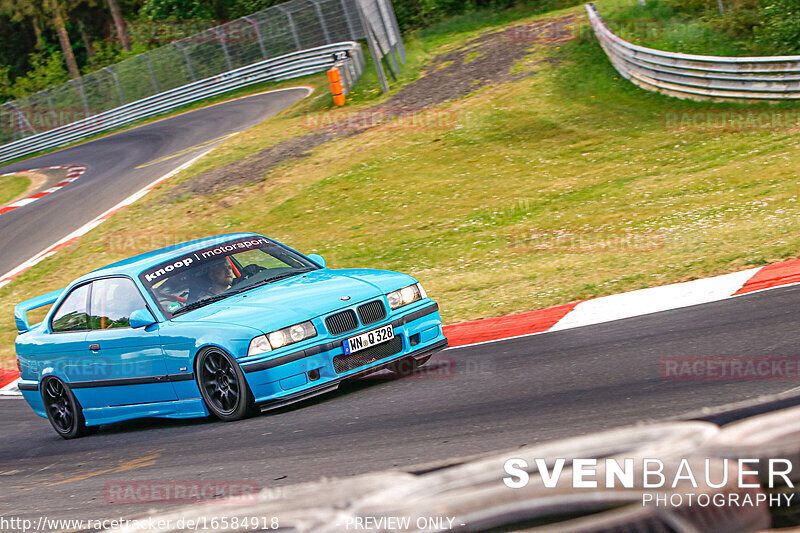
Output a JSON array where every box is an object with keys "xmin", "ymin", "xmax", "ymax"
[
  {"xmin": 196, "ymin": 347, "xmax": 256, "ymax": 421},
  {"xmin": 41, "ymin": 377, "xmax": 90, "ymax": 439}
]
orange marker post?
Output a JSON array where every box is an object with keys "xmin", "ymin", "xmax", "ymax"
[{"xmin": 328, "ymin": 67, "xmax": 346, "ymax": 106}]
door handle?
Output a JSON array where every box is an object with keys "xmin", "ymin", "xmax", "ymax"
[{"xmin": 89, "ymin": 343, "xmax": 101, "ymax": 351}]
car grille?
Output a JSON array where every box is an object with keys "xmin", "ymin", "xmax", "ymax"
[
  {"xmin": 325, "ymin": 310, "xmax": 358, "ymax": 335},
  {"xmin": 357, "ymin": 300, "xmax": 386, "ymax": 326},
  {"xmin": 333, "ymin": 336, "xmax": 403, "ymax": 373}
]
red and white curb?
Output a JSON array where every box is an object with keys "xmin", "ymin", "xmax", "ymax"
[
  {"xmin": 0, "ymin": 148, "xmax": 217, "ymax": 396},
  {"xmin": 0, "ymin": 86, "xmax": 319, "ymax": 292},
  {"xmin": 0, "ymin": 165, "xmax": 86, "ymax": 215},
  {"xmin": 442, "ymin": 259, "xmax": 800, "ymax": 347},
  {"xmin": 0, "ymin": 369, "xmax": 21, "ymax": 396},
  {"xmin": 0, "ymin": 147, "xmax": 218, "ymax": 292},
  {"xmin": 3, "ymin": 257, "xmax": 800, "ymax": 396}
]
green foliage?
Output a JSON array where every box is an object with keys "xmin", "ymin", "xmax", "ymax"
[
  {"xmin": 754, "ymin": 0, "xmax": 800, "ymax": 53},
  {"xmin": 8, "ymin": 52, "xmax": 69, "ymax": 99},
  {"xmin": 605, "ymin": 0, "xmax": 800, "ymax": 55},
  {"xmin": 140, "ymin": 0, "xmax": 216, "ymax": 20},
  {"xmin": 393, "ymin": 0, "xmax": 519, "ymax": 31}
]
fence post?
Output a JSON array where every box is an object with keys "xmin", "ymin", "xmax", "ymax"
[
  {"xmin": 369, "ymin": 0, "xmax": 398, "ymax": 73},
  {"xmin": 215, "ymin": 27, "xmax": 235, "ymax": 71},
  {"xmin": 104, "ymin": 66, "xmax": 125, "ymax": 106},
  {"xmin": 46, "ymin": 91, "xmax": 58, "ymax": 127},
  {"xmin": 356, "ymin": 0, "xmax": 389, "ymax": 92},
  {"xmin": 173, "ymin": 42, "xmax": 196, "ymax": 82},
  {"xmin": 72, "ymin": 79, "xmax": 91, "ymax": 115},
  {"xmin": 381, "ymin": 0, "xmax": 405, "ymax": 63},
  {"xmin": 140, "ymin": 55, "xmax": 160, "ymax": 94},
  {"xmin": 276, "ymin": 5, "xmax": 303, "ymax": 50},
  {"xmin": 243, "ymin": 16, "xmax": 268, "ymax": 59},
  {"xmin": 309, "ymin": 0, "xmax": 332, "ymax": 43},
  {"xmin": 8, "ymin": 103, "xmax": 37, "ymax": 137},
  {"xmin": 339, "ymin": 0, "xmax": 358, "ymax": 41}
]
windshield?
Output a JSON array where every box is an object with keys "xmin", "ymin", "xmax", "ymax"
[{"xmin": 138, "ymin": 236, "xmax": 319, "ymax": 318}]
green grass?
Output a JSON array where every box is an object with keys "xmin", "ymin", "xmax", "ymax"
[
  {"xmin": 0, "ymin": 174, "xmax": 31, "ymax": 205},
  {"xmin": 1, "ymin": 2, "xmax": 800, "ymax": 368},
  {"xmin": 595, "ymin": 0, "xmax": 786, "ymax": 56}
]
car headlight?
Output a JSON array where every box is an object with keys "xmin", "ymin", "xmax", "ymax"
[
  {"xmin": 248, "ymin": 321, "xmax": 317, "ymax": 355},
  {"xmin": 386, "ymin": 283, "xmax": 427, "ymax": 310},
  {"xmin": 247, "ymin": 335, "xmax": 272, "ymax": 356}
]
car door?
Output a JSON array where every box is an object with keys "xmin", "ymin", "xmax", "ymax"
[
  {"xmin": 41, "ymin": 284, "xmax": 91, "ymax": 382},
  {"xmin": 75, "ymin": 276, "xmax": 177, "ymax": 409}
]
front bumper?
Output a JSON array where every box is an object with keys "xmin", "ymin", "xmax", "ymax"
[{"xmin": 241, "ymin": 302, "xmax": 447, "ymax": 408}]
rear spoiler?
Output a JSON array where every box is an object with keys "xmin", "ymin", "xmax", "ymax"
[{"xmin": 14, "ymin": 288, "xmax": 64, "ymax": 334}]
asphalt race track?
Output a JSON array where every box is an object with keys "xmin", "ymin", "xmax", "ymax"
[
  {"xmin": 2, "ymin": 283, "xmax": 800, "ymax": 526},
  {"xmin": 0, "ymin": 87, "xmax": 311, "ymax": 277}
]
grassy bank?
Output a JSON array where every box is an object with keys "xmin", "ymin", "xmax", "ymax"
[
  {"xmin": 0, "ymin": 174, "xmax": 30, "ymax": 206},
  {"xmin": 595, "ymin": 0, "xmax": 800, "ymax": 56},
  {"xmin": 1, "ymin": 1, "xmax": 799, "ymax": 367}
]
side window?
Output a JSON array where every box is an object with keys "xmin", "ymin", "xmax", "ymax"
[
  {"xmin": 89, "ymin": 278, "xmax": 147, "ymax": 330},
  {"xmin": 51, "ymin": 284, "xmax": 90, "ymax": 332}
]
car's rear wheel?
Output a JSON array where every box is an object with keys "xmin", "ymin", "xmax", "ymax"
[
  {"xmin": 388, "ymin": 355, "xmax": 432, "ymax": 378},
  {"xmin": 41, "ymin": 378, "xmax": 90, "ymax": 439},
  {"xmin": 196, "ymin": 348, "xmax": 256, "ymax": 421}
]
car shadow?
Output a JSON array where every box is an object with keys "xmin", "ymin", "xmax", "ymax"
[{"xmin": 80, "ymin": 362, "xmax": 451, "ymax": 436}]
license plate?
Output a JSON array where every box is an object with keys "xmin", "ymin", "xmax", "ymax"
[{"xmin": 343, "ymin": 324, "xmax": 394, "ymax": 355}]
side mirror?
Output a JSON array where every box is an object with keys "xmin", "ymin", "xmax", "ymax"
[
  {"xmin": 307, "ymin": 254, "xmax": 326, "ymax": 268},
  {"xmin": 130, "ymin": 309, "xmax": 157, "ymax": 329}
]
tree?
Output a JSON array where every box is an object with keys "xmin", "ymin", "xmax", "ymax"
[
  {"xmin": 45, "ymin": 0, "xmax": 80, "ymax": 78},
  {"xmin": 0, "ymin": 0, "xmax": 47, "ymax": 49},
  {"xmin": 105, "ymin": 0, "xmax": 131, "ymax": 51}
]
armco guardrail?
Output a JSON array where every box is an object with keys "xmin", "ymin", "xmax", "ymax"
[
  {"xmin": 0, "ymin": 42, "xmax": 364, "ymax": 165},
  {"xmin": 586, "ymin": 3, "xmax": 800, "ymax": 101}
]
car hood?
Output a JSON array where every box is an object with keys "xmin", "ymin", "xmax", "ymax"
[{"xmin": 171, "ymin": 268, "xmax": 416, "ymax": 333}]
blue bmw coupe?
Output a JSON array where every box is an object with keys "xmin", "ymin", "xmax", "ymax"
[{"xmin": 14, "ymin": 233, "xmax": 447, "ymax": 438}]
